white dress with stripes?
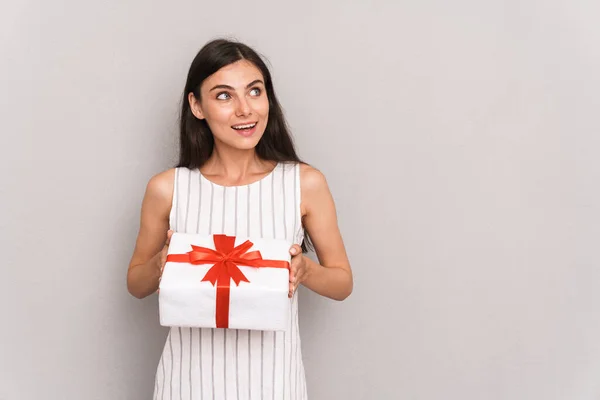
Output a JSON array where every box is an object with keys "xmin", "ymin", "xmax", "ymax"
[{"xmin": 154, "ymin": 162, "xmax": 308, "ymax": 400}]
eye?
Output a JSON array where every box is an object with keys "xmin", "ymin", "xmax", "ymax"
[
  {"xmin": 249, "ymin": 87, "xmax": 262, "ymax": 97},
  {"xmin": 216, "ymin": 92, "xmax": 231, "ymax": 100}
]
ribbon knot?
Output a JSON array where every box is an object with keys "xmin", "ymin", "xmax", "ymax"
[{"xmin": 165, "ymin": 234, "xmax": 289, "ymax": 328}]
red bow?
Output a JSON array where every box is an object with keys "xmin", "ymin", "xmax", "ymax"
[{"xmin": 166, "ymin": 234, "xmax": 289, "ymax": 328}]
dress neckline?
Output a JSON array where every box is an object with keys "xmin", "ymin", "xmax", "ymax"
[{"xmin": 198, "ymin": 162, "xmax": 280, "ymax": 188}]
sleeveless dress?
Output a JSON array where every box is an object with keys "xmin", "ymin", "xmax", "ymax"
[{"xmin": 153, "ymin": 162, "xmax": 308, "ymax": 400}]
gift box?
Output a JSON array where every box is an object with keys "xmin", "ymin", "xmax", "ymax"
[{"xmin": 158, "ymin": 232, "xmax": 292, "ymax": 331}]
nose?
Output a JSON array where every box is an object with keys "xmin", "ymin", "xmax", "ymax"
[{"xmin": 235, "ymin": 97, "xmax": 251, "ymax": 117}]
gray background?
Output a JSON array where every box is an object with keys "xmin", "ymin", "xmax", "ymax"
[{"xmin": 1, "ymin": 0, "xmax": 598, "ymax": 399}]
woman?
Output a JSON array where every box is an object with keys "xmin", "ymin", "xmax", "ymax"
[{"xmin": 127, "ymin": 38, "xmax": 353, "ymax": 400}]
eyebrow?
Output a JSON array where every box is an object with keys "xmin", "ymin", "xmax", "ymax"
[{"xmin": 209, "ymin": 79, "xmax": 264, "ymax": 92}]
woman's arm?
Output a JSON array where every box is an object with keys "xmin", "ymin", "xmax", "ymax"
[
  {"xmin": 297, "ymin": 164, "xmax": 353, "ymax": 301},
  {"xmin": 126, "ymin": 169, "xmax": 175, "ymax": 299}
]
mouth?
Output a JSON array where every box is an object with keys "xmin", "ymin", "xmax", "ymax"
[{"xmin": 231, "ymin": 122, "xmax": 258, "ymax": 137}]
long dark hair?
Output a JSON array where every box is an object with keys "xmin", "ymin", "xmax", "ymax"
[{"xmin": 176, "ymin": 38, "xmax": 311, "ymax": 252}]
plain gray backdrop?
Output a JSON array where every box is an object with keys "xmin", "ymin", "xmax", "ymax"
[{"xmin": 1, "ymin": 0, "xmax": 599, "ymax": 399}]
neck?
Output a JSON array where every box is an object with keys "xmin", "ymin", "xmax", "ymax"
[{"xmin": 203, "ymin": 143, "xmax": 274, "ymax": 180}]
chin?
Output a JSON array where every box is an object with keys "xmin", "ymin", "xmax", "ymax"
[
  {"xmin": 215, "ymin": 135, "xmax": 262, "ymax": 151},
  {"xmin": 235, "ymin": 141, "xmax": 261, "ymax": 150},
  {"xmin": 216, "ymin": 128, "xmax": 266, "ymax": 150}
]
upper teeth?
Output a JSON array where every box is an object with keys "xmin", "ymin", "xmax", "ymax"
[{"xmin": 232, "ymin": 123, "xmax": 256, "ymax": 130}]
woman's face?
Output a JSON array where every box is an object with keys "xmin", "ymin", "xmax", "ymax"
[{"xmin": 190, "ymin": 60, "xmax": 269, "ymax": 151}]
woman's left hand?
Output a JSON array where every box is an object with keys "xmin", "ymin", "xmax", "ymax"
[{"xmin": 288, "ymin": 244, "xmax": 310, "ymax": 298}]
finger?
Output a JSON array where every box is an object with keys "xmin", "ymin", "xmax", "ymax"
[
  {"xmin": 289, "ymin": 261, "xmax": 297, "ymax": 283},
  {"xmin": 288, "ymin": 245, "xmax": 301, "ymax": 297},
  {"xmin": 291, "ymin": 265, "xmax": 303, "ymax": 289},
  {"xmin": 289, "ymin": 244, "xmax": 302, "ymax": 256},
  {"xmin": 289, "ymin": 280, "xmax": 299, "ymax": 298},
  {"xmin": 295, "ymin": 268, "xmax": 303, "ymax": 283}
]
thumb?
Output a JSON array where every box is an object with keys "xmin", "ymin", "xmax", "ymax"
[{"xmin": 165, "ymin": 230, "xmax": 174, "ymax": 246}]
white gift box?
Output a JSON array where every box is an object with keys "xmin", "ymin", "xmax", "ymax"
[{"xmin": 158, "ymin": 233, "xmax": 292, "ymax": 331}]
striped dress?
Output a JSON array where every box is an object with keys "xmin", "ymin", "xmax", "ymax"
[{"xmin": 154, "ymin": 161, "xmax": 308, "ymax": 400}]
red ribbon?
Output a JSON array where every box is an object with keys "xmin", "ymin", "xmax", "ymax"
[{"xmin": 166, "ymin": 234, "xmax": 289, "ymax": 328}]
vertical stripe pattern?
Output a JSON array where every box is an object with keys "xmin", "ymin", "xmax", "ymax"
[{"xmin": 154, "ymin": 162, "xmax": 307, "ymax": 399}]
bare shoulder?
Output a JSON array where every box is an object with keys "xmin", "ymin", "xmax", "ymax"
[
  {"xmin": 299, "ymin": 163, "xmax": 333, "ymax": 217},
  {"xmin": 146, "ymin": 168, "xmax": 176, "ymax": 201},
  {"xmin": 142, "ymin": 168, "xmax": 176, "ymax": 217},
  {"xmin": 299, "ymin": 163, "xmax": 329, "ymax": 193}
]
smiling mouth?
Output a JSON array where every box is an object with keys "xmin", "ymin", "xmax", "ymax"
[{"xmin": 231, "ymin": 122, "xmax": 257, "ymax": 130}]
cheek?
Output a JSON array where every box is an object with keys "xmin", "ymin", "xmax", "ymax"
[
  {"xmin": 253, "ymin": 97, "xmax": 270, "ymax": 116},
  {"xmin": 204, "ymin": 104, "xmax": 234, "ymax": 126}
]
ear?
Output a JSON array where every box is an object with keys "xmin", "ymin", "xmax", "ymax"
[{"xmin": 188, "ymin": 92, "xmax": 205, "ymax": 120}]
